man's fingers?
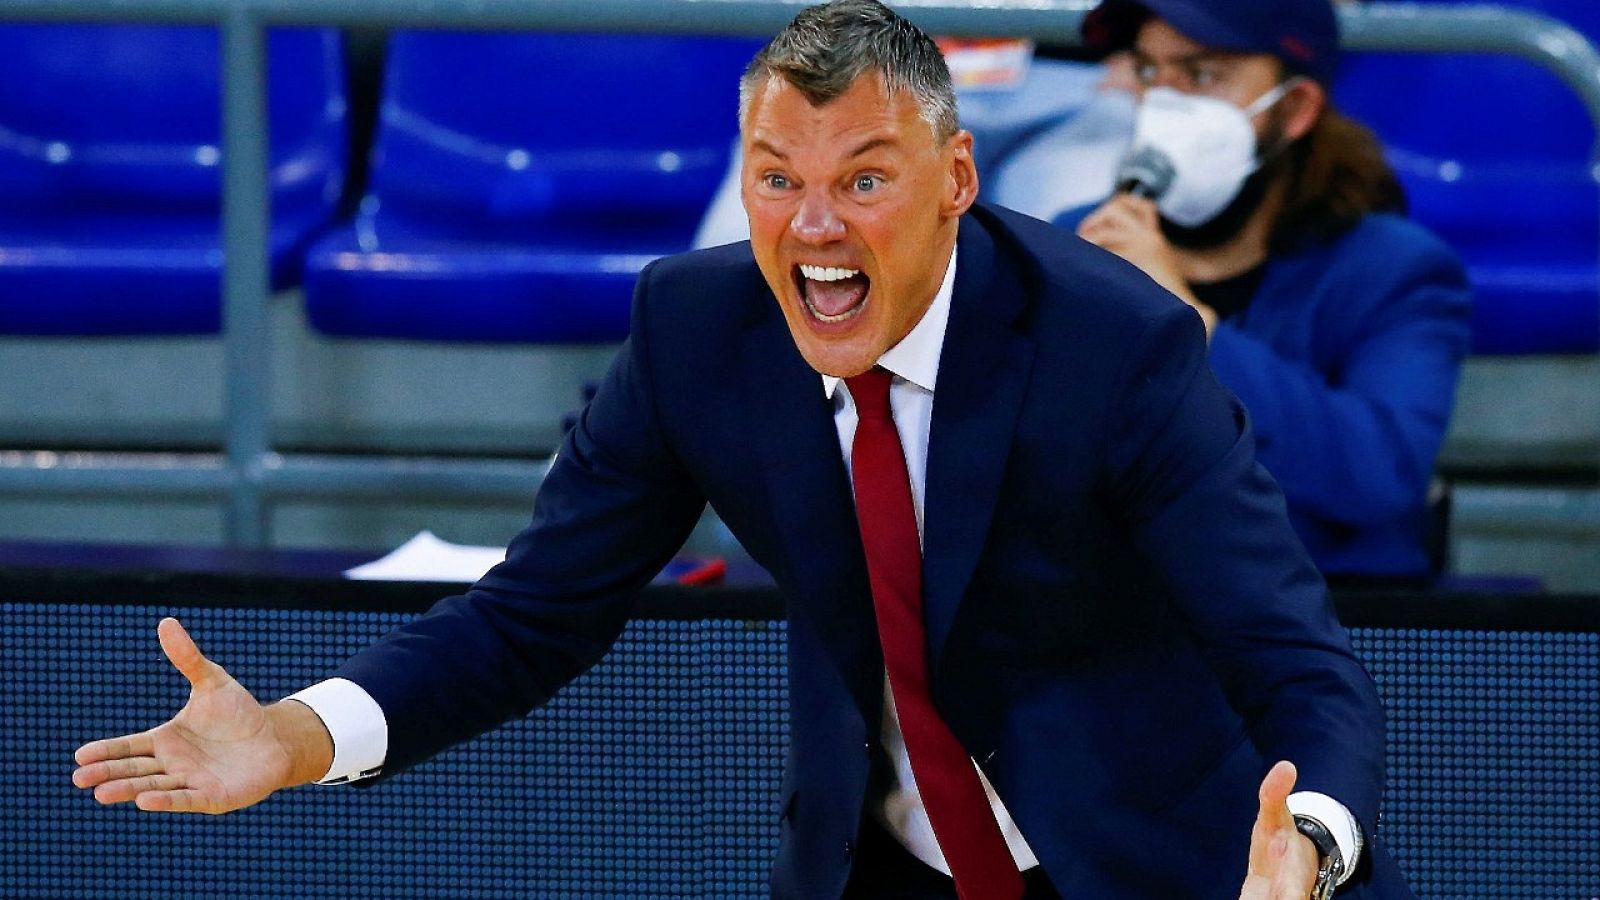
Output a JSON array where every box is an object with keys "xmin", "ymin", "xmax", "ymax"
[
  {"xmin": 1079, "ymin": 199, "xmax": 1138, "ymax": 235},
  {"xmin": 158, "ymin": 617, "xmax": 220, "ymax": 690},
  {"xmin": 1080, "ymin": 211, "xmax": 1140, "ymax": 253},
  {"xmin": 93, "ymin": 773, "xmax": 186, "ymax": 805},
  {"xmin": 1079, "ymin": 219, "xmax": 1115, "ymax": 248},
  {"xmin": 1077, "ymin": 208, "xmax": 1111, "ymax": 239},
  {"xmin": 1119, "ymin": 193, "xmax": 1160, "ymax": 227},
  {"xmin": 73, "ymin": 755, "xmax": 163, "ymax": 789},
  {"xmin": 135, "ymin": 788, "xmax": 211, "ymax": 814},
  {"xmin": 1101, "ymin": 193, "xmax": 1158, "ymax": 222},
  {"xmin": 1092, "ymin": 203, "xmax": 1141, "ymax": 233},
  {"xmin": 73, "ymin": 731, "xmax": 155, "ymax": 767},
  {"xmin": 1086, "ymin": 203, "xmax": 1156, "ymax": 245}
]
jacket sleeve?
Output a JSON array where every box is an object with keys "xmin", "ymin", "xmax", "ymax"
[
  {"xmin": 1105, "ymin": 302, "xmax": 1386, "ymax": 834},
  {"xmin": 334, "ymin": 259, "xmax": 707, "ymax": 777},
  {"xmin": 1206, "ymin": 239, "xmax": 1472, "ymax": 524}
]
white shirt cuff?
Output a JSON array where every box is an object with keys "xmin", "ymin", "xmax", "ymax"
[
  {"xmin": 285, "ymin": 677, "xmax": 389, "ymax": 785},
  {"xmin": 1287, "ymin": 790, "xmax": 1364, "ymax": 886}
]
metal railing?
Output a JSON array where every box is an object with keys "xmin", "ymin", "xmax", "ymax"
[{"xmin": 0, "ymin": 0, "xmax": 1596, "ymax": 546}]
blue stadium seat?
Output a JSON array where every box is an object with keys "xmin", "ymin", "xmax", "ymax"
[
  {"xmin": 1335, "ymin": 0, "xmax": 1600, "ymax": 355},
  {"xmin": 0, "ymin": 25, "xmax": 346, "ymax": 336},
  {"xmin": 302, "ymin": 31, "xmax": 761, "ymax": 343}
]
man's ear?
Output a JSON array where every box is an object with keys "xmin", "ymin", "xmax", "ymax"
[
  {"xmin": 944, "ymin": 129, "xmax": 980, "ymax": 217},
  {"xmin": 1280, "ymin": 79, "xmax": 1326, "ymax": 143}
]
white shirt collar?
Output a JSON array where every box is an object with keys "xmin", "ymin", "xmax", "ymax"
[{"xmin": 821, "ymin": 244, "xmax": 957, "ymax": 399}]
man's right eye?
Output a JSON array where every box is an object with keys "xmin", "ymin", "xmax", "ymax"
[{"xmin": 764, "ymin": 173, "xmax": 791, "ymax": 190}]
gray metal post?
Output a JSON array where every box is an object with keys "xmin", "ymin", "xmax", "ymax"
[
  {"xmin": 220, "ymin": 7, "xmax": 272, "ymax": 546},
  {"xmin": 0, "ymin": 0, "xmax": 223, "ymax": 22},
  {"xmin": 244, "ymin": 0, "xmax": 1095, "ymax": 41}
]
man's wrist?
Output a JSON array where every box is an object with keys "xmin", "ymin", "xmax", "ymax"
[
  {"xmin": 1286, "ymin": 792, "xmax": 1363, "ymax": 887},
  {"xmin": 1294, "ymin": 814, "xmax": 1344, "ymax": 898},
  {"xmin": 267, "ymin": 699, "xmax": 336, "ymax": 788}
]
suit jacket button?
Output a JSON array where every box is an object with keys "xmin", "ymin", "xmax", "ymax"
[{"xmin": 844, "ymin": 839, "xmax": 855, "ymax": 857}]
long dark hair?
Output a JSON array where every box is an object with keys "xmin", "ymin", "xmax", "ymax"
[{"xmin": 1272, "ymin": 104, "xmax": 1407, "ymax": 251}]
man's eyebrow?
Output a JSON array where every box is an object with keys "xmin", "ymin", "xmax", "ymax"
[
  {"xmin": 846, "ymin": 137, "xmax": 899, "ymax": 159},
  {"xmin": 749, "ymin": 140, "xmax": 788, "ymax": 160},
  {"xmin": 1132, "ymin": 48, "xmax": 1236, "ymax": 66}
]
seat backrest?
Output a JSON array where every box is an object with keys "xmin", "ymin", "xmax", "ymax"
[
  {"xmin": 1334, "ymin": 0, "xmax": 1599, "ymax": 257},
  {"xmin": 0, "ymin": 25, "xmax": 345, "ymax": 219},
  {"xmin": 370, "ymin": 31, "xmax": 763, "ymax": 242}
]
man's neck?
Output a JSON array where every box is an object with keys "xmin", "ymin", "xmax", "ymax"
[{"xmin": 1173, "ymin": 175, "xmax": 1287, "ymax": 284}]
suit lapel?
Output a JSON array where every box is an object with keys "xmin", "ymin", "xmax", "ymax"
[
  {"xmin": 923, "ymin": 215, "xmax": 1037, "ymax": 672},
  {"xmin": 739, "ymin": 305, "xmax": 884, "ymax": 727}
]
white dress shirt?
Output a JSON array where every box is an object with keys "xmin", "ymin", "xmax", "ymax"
[
  {"xmin": 290, "ymin": 242, "xmax": 1362, "ymax": 884},
  {"xmin": 820, "ymin": 245, "xmax": 1038, "ymax": 874}
]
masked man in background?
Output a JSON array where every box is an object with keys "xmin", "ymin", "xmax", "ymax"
[{"xmin": 1065, "ymin": 0, "xmax": 1472, "ymax": 585}]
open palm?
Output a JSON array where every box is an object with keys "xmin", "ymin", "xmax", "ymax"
[{"xmin": 72, "ymin": 618, "xmax": 296, "ymax": 814}]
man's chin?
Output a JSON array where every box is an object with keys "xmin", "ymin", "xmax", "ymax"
[{"xmin": 790, "ymin": 335, "xmax": 877, "ymax": 380}]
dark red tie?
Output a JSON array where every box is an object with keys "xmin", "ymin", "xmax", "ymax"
[{"xmin": 846, "ymin": 368, "xmax": 1024, "ymax": 900}]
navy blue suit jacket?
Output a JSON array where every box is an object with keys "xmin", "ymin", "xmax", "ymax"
[{"xmin": 337, "ymin": 205, "xmax": 1410, "ymax": 898}]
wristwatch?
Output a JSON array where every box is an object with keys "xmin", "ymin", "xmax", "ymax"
[{"xmin": 1294, "ymin": 814, "xmax": 1344, "ymax": 900}]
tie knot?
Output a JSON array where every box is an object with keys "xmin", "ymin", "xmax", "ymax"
[{"xmin": 846, "ymin": 368, "xmax": 894, "ymax": 421}]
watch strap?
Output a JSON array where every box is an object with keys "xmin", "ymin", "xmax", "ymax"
[{"xmin": 1295, "ymin": 814, "xmax": 1344, "ymax": 899}]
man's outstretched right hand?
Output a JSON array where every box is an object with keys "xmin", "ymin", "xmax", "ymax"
[{"xmin": 71, "ymin": 617, "xmax": 334, "ymax": 814}]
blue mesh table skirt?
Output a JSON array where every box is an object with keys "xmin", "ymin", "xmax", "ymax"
[{"xmin": 4, "ymin": 603, "xmax": 1597, "ymax": 898}]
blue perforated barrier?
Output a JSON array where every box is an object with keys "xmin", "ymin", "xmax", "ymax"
[
  {"xmin": 1353, "ymin": 628, "xmax": 1600, "ymax": 898},
  {"xmin": 4, "ymin": 602, "xmax": 1597, "ymax": 897}
]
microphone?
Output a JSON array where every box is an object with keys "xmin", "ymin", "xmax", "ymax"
[{"xmin": 1116, "ymin": 146, "xmax": 1176, "ymax": 200}]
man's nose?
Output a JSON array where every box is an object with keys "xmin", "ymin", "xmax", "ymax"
[{"xmin": 789, "ymin": 192, "xmax": 846, "ymax": 243}]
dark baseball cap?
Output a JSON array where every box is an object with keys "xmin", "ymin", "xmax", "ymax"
[{"xmin": 1081, "ymin": 0, "xmax": 1341, "ymax": 85}]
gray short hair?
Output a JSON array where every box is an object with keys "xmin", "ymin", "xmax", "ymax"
[{"xmin": 738, "ymin": 0, "xmax": 959, "ymax": 142}]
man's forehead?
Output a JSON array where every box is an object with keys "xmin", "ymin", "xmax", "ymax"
[
  {"xmin": 741, "ymin": 74, "xmax": 926, "ymax": 151},
  {"xmin": 1134, "ymin": 19, "xmax": 1253, "ymax": 64},
  {"xmin": 746, "ymin": 70, "xmax": 894, "ymax": 115}
]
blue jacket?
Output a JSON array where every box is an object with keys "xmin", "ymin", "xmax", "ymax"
[
  {"xmin": 1058, "ymin": 209, "xmax": 1473, "ymax": 578},
  {"xmin": 1213, "ymin": 215, "xmax": 1472, "ymax": 578},
  {"xmin": 336, "ymin": 206, "xmax": 1410, "ymax": 899}
]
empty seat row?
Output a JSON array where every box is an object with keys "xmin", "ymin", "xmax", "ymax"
[
  {"xmin": 0, "ymin": 18, "xmax": 1594, "ymax": 352},
  {"xmin": 0, "ymin": 25, "xmax": 757, "ymax": 343},
  {"xmin": 1336, "ymin": 0, "xmax": 1600, "ymax": 355},
  {"xmin": 0, "ymin": 25, "xmax": 344, "ymax": 335},
  {"xmin": 306, "ymin": 30, "xmax": 758, "ymax": 342}
]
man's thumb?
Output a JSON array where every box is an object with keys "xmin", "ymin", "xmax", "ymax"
[
  {"xmin": 157, "ymin": 617, "xmax": 216, "ymax": 689},
  {"xmin": 1258, "ymin": 759, "xmax": 1298, "ymax": 814}
]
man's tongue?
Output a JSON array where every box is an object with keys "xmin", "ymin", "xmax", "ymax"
[{"xmin": 805, "ymin": 274, "xmax": 869, "ymax": 318}]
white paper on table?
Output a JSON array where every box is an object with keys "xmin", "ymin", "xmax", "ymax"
[{"xmin": 343, "ymin": 530, "xmax": 506, "ymax": 583}]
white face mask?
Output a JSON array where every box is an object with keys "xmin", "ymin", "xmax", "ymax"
[{"xmin": 1126, "ymin": 80, "xmax": 1301, "ymax": 228}]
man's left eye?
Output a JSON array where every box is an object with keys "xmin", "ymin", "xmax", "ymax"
[{"xmin": 855, "ymin": 175, "xmax": 880, "ymax": 193}]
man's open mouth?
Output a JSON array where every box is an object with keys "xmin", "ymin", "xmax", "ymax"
[{"xmin": 795, "ymin": 263, "xmax": 870, "ymax": 324}]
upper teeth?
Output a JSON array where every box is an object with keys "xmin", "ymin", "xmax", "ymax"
[{"xmin": 800, "ymin": 265, "xmax": 860, "ymax": 282}]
